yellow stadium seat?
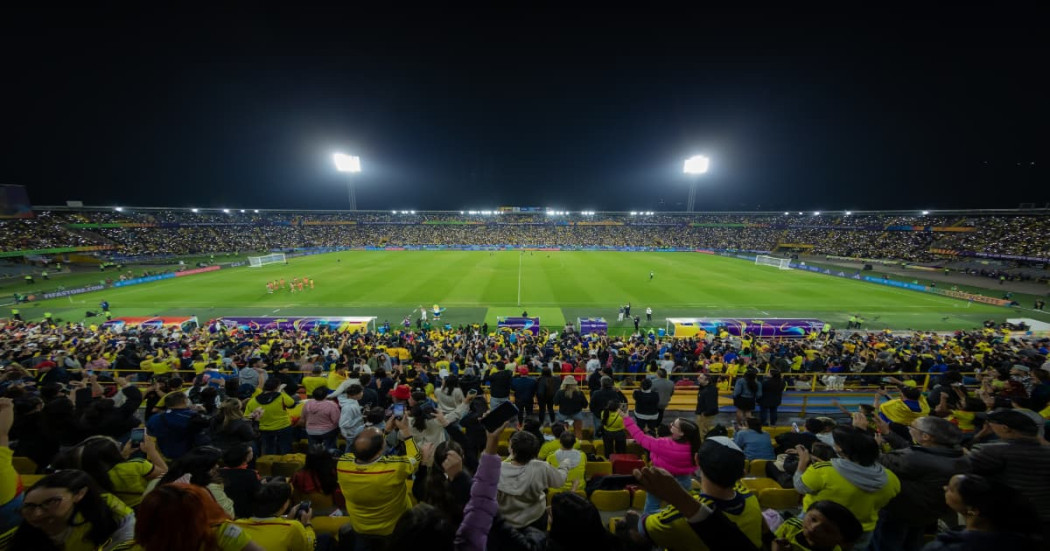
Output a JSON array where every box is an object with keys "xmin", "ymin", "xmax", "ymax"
[
  {"xmin": 590, "ymin": 489, "xmax": 630, "ymax": 511},
  {"xmin": 608, "ymin": 517, "xmax": 622, "ymax": 533},
  {"xmin": 593, "ymin": 440, "xmax": 605, "ymax": 457},
  {"xmin": 12, "ymin": 456, "xmax": 37, "ymax": 475},
  {"xmin": 255, "ymin": 455, "xmax": 279, "ymax": 476},
  {"xmin": 581, "ymin": 427, "xmax": 594, "ymax": 440},
  {"xmin": 748, "ymin": 459, "xmax": 769, "ymax": 477},
  {"xmin": 741, "ymin": 477, "xmax": 780, "ymax": 492},
  {"xmin": 20, "ymin": 474, "xmax": 45, "ymax": 487},
  {"xmin": 631, "ymin": 489, "xmax": 647, "ymax": 509},
  {"xmin": 270, "ymin": 461, "xmax": 303, "ymax": 478},
  {"xmin": 546, "ymin": 488, "xmax": 586, "ymax": 505},
  {"xmin": 291, "ymin": 491, "xmax": 335, "ymax": 515},
  {"xmin": 585, "ymin": 461, "xmax": 612, "ymax": 479},
  {"xmin": 312, "ymin": 516, "xmax": 352, "ymax": 537},
  {"xmin": 758, "ymin": 488, "xmax": 802, "ymax": 510}
]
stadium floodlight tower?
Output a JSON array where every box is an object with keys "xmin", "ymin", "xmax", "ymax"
[
  {"xmin": 333, "ymin": 153, "xmax": 362, "ymax": 210},
  {"xmin": 683, "ymin": 155, "xmax": 710, "ymax": 212}
]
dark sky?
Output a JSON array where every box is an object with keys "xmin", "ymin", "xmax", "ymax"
[{"xmin": 1, "ymin": 6, "xmax": 1045, "ymax": 212}]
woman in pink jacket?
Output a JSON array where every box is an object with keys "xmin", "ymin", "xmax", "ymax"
[
  {"xmin": 299, "ymin": 387, "xmax": 341, "ymax": 451},
  {"xmin": 623, "ymin": 406, "xmax": 701, "ymax": 514}
]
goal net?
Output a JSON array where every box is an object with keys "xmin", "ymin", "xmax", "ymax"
[
  {"xmin": 755, "ymin": 255, "xmax": 792, "ymax": 270},
  {"xmin": 248, "ymin": 253, "xmax": 286, "ymax": 268}
]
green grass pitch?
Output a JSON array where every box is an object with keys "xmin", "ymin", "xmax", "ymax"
[{"xmin": 16, "ymin": 250, "xmax": 1032, "ymax": 332}]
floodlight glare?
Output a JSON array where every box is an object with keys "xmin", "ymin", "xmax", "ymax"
[
  {"xmin": 253, "ymin": 209, "xmax": 259, "ymax": 213},
  {"xmin": 683, "ymin": 155, "xmax": 710, "ymax": 174},
  {"xmin": 333, "ymin": 153, "xmax": 361, "ymax": 173},
  {"xmin": 783, "ymin": 212, "xmax": 789, "ymax": 215},
  {"xmin": 845, "ymin": 211, "xmax": 852, "ymax": 216},
  {"xmin": 191, "ymin": 208, "xmax": 199, "ymax": 213},
  {"xmin": 223, "ymin": 209, "xmax": 230, "ymax": 213},
  {"xmin": 240, "ymin": 209, "xmax": 245, "ymax": 213},
  {"xmin": 814, "ymin": 211, "xmax": 821, "ymax": 216},
  {"xmin": 921, "ymin": 210, "xmax": 930, "ymax": 215},
  {"xmin": 114, "ymin": 207, "xmax": 123, "ymax": 212}
]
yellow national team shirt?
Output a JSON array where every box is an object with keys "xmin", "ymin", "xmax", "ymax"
[
  {"xmin": 799, "ymin": 460, "xmax": 901, "ymax": 531},
  {"xmin": 110, "ymin": 521, "xmax": 252, "ymax": 551},
  {"xmin": 775, "ymin": 517, "xmax": 844, "ymax": 551},
  {"xmin": 643, "ymin": 482, "xmax": 763, "ymax": 551},
  {"xmin": 547, "ymin": 449, "xmax": 587, "ymax": 491},
  {"xmin": 950, "ymin": 410, "xmax": 977, "ymax": 432},
  {"xmin": 327, "ymin": 370, "xmax": 348, "ymax": 391},
  {"xmin": 192, "ymin": 360, "xmax": 211, "ymax": 374},
  {"xmin": 108, "ymin": 458, "xmax": 155, "ymax": 507},
  {"xmin": 232, "ymin": 517, "xmax": 315, "ymax": 551},
  {"xmin": 337, "ymin": 438, "xmax": 421, "ymax": 536},
  {"xmin": 302, "ymin": 375, "xmax": 328, "ymax": 395}
]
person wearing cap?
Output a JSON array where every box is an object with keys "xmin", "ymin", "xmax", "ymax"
[
  {"xmin": 967, "ymin": 408, "xmax": 1050, "ymax": 539},
  {"xmin": 553, "ymin": 376, "xmax": 588, "ymax": 440},
  {"xmin": 870, "ymin": 415, "xmax": 969, "ymax": 551},
  {"xmin": 510, "ymin": 365, "xmax": 537, "ymax": 422},
  {"xmin": 390, "ymin": 384, "xmax": 412, "ymax": 405},
  {"xmin": 623, "ymin": 438, "xmax": 764, "ymax": 551}
]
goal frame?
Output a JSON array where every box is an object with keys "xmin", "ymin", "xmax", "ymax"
[
  {"xmin": 755, "ymin": 254, "xmax": 792, "ymax": 270},
  {"xmin": 248, "ymin": 253, "xmax": 286, "ymax": 268}
]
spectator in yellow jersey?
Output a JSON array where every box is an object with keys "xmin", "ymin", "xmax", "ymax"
[
  {"xmin": 620, "ymin": 438, "xmax": 763, "ymax": 551},
  {"xmin": 301, "ymin": 367, "xmax": 328, "ymax": 396},
  {"xmin": 772, "ymin": 500, "xmax": 864, "ymax": 551},
  {"xmin": 794, "ymin": 426, "xmax": 901, "ymax": 550},
  {"xmin": 0, "ymin": 398, "xmax": 21, "ymax": 546},
  {"xmin": 232, "ymin": 479, "xmax": 315, "ymax": 551},
  {"xmin": 51, "ymin": 434, "xmax": 168, "ymax": 508},
  {"xmin": 8, "ymin": 469, "xmax": 136, "ymax": 551},
  {"xmin": 243, "ymin": 379, "xmax": 296, "ymax": 455},
  {"xmin": 546, "ymin": 431, "xmax": 586, "ymax": 492},
  {"xmin": 337, "ymin": 415, "xmax": 421, "ymax": 548}
]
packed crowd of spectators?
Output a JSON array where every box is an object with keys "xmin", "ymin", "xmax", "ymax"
[
  {"xmin": 4, "ymin": 210, "xmax": 1050, "ymax": 266},
  {"xmin": 0, "ymin": 314, "xmax": 1048, "ymax": 550}
]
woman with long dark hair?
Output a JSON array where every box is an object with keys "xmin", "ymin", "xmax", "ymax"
[
  {"xmin": 623, "ymin": 406, "xmax": 701, "ymax": 515},
  {"xmin": 413, "ymin": 440, "xmax": 472, "ymax": 524},
  {"xmin": 51, "ymin": 435, "xmax": 168, "ymax": 508},
  {"xmin": 290, "ymin": 445, "xmax": 345, "ymax": 512},
  {"xmin": 535, "ymin": 368, "xmax": 559, "ymax": 426},
  {"xmin": 150, "ymin": 446, "xmax": 235, "ymax": 518},
  {"xmin": 9, "ymin": 470, "xmax": 135, "ymax": 551},
  {"xmin": 434, "ymin": 374, "xmax": 464, "ymax": 415},
  {"xmin": 733, "ymin": 368, "xmax": 762, "ymax": 425},
  {"xmin": 922, "ymin": 474, "xmax": 1041, "ymax": 550}
]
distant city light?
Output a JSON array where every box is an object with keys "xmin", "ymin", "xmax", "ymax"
[
  {"xmin": 332, "ymin": 153, "xmax": 361, "ymax": 173},
  {"xmin": 114, "ymin": 207, "xmax": 123, "ymax": 212},
  {"xmin": 683, "ymin": 155, "xmax": 710, "ymax": 175}
]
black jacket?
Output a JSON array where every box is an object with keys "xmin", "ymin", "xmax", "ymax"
[
  {"xmin": 879, "ymin": 444, "xmax": 969, "ymax": 526},
  {"xmin": 488, "ymin": 369, "xmax": 513, "ymax": 399},
  {"xmin": 633, "ymin": 389, "xmax": 660, "ymax": 416},
  {"xmin": 968, "ymin": 438, "xmax": 1050, "ymax": 523},
  {"xmin": 695, "ymin": 383, "xmax": 720, "ymax": 416},
  {"xmin": 536, "ymin": 376, "xmax": 559, "ymax": 403},
  {"xmin": 921, "ymin": 529, "xmax": 1036, "ymax": 551},
  {"xmin": 757, "ymin": 378, "xmax": 785, "ymax": 408},
  {"xmin": 590, "ymin": 388, "xmax": 625, "ymax": 414},
  {"xmin": 220, "ymin": 467, "xmax": 262, "ymax": 518}
]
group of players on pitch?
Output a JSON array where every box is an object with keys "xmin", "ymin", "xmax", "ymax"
[{"xmin": 265, "ymin": 277, "xmax": 315, "ymax": 294}]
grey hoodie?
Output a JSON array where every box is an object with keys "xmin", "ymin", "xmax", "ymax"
[
  {"xmin": 794, "ymin": 458, "xmax": 890, "ymax": 494},
  {"xmin": 497, "ymin": 460, "xmax": 567, "ymax": 528}
]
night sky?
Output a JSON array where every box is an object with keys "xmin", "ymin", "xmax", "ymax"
[{"xmin": 1, "ymin": 6, "xmax": 1045, "ymax": 212}]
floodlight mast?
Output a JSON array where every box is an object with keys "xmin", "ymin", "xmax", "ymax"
[
  {"xmin": 333, "ymin": 153, "xmax": 362, "ymax": 210},
  {"xmin": 683, "ymin": 155, "xmax": 709, "ymax": 212}
]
